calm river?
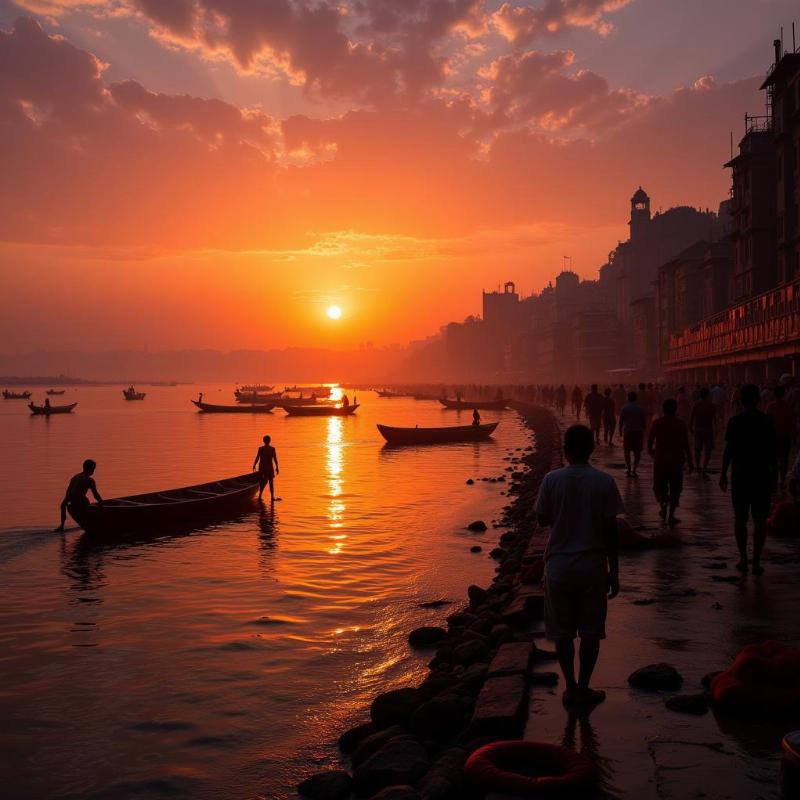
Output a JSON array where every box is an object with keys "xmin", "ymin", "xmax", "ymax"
[{"xmin": 0, "ymin": 385, "xmax": 531, "ymax": 799}]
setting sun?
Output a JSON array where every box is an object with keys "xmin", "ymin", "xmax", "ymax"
[{"xmin": 326, "ymin": 305, "xmax": 342, "ymax": 320}]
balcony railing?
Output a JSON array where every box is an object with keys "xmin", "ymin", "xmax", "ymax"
[
  {"xmin": 665, "ymin": 277, "xmax": 800, "ymax": 365},
  {"xmin": 745, "ymin": 113, "xmax": 772, "ymax": 134}
]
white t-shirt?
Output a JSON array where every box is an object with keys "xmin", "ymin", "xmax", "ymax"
[{"xmin": 535, "ymin": 463, "xmax": 625, "ymax": 581}]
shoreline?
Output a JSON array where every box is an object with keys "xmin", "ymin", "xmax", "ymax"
[{"xmin": 298, "ymin": 402, "xmax": 561, "ymax": 799}]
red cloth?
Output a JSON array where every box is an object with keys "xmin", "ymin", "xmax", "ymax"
[{"xmin": 711, "ymin": 641, "xmax": 800, "ymax": 714}]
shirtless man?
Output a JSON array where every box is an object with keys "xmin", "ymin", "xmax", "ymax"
[
  {"xmin": 253, "ymin": 435, "xmax": 279, "ymax": 502},
  {"xmin": 56, "ymin": 459, "xmax": 103, "ymax": 531}
]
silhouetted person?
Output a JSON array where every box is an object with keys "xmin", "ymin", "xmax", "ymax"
[
  {"xmin": 766, "ymin": 385, "xmax": 795, "ymax": 486},
  {"xmin": 253, "ymin": 435, "xmax": 279, "ymax": 503},
  {"xmin": 648, "ymin": 398, "xmax": 693, "ymax": 525},
  {"xmin": 342, "ymin": 394, "xmax": 350, "ymax": 407},
  {"xmin": 571, "ymin": 386, "xmax": 583, "ymax": 420},
  {"xmin": 472, "ymin": 408, "xmax": 481, "ymax": 426},
  {"xmin": 56, "ymin": 459, "xmax": 102, "ymax": 531},
  {"xmin": 689, "ymin": 387, "xmax": 717, "ymax": 481},
  {"xmin": 198, "ymin": 392, "xmax": 204, "ymax": 403},
  {"xmin": 535, "ymin": 425, "xmax": 622, "ymax": 708},
  {"xmin": 44, "ymin": 398, "xmax": 51, "ymax": 412},
  {"xmin": 619, "ymin": 391, "xmax": 646, "ymax": 477},
  {"xmin": 720, "ymin": 383, "xmax": 777, "ymax": 575},
  {"xmin": 583, "ymin": 384, "xmax": 604, "ymax": 444},
  {"xmin": 601, "ymin": 388, "xmax": 616, "ymax": 446}
]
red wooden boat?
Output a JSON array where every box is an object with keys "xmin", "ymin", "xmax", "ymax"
[
  {"xmin": 193, "ymin": 400, "xmax": 274, "ymax": 413},
  {"xmin": 282, "ymin": 404, "xmax": 359, "ymax": 416},
  {"xmin": 439, "ymin": 398, "xmax": 509, "ymax": 410},
  {"xmin": 123, "ymin": 387, "xmax": 146, "ymax": 401},
  {"xmin": 29, "ymin": 402, "xmax": 78, "ymax": 415},
  {"xmin": 377, "ymin": 421, "xmax": 498, "ymax": 445}
]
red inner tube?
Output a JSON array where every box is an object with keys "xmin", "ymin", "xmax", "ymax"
[{"xmin": 464, "ymin": 740, "xmax": 597, "ymax": 797}]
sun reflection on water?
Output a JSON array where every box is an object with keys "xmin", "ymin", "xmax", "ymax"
[{"xmin": 326, "ymin": 416, "xmax": 346, "ymax": 554}]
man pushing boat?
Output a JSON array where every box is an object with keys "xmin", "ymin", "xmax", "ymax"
[
  {"xmin": 55, "ymin": 459, "xmax": 103, "ymax": 531},
  {"xmin": 252, "ymin": 435, "xmax": 279, "ymax": 503}
]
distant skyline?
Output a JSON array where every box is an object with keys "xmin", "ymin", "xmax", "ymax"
[{"xmin": 0, "ymin": 1, "xmax": 796, "ymax": 353}]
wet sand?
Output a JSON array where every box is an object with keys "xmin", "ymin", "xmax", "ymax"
[{"xmin": 520, "ymin": 412, "xmax": 800, "ymax": 800}]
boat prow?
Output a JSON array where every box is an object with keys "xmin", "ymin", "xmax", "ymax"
[{"xmin": 377, "ymin": 421, "xmax": 498, "ymax": 446}]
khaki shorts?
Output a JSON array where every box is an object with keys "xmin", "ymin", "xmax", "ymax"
[{"xmin": 545, "ymin": 574, "xmax": 608, "ymax": 641}]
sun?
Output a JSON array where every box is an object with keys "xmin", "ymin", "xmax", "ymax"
[{"xmin": 327, "ymin": 305, "xmax": 342, "ymax": 320}]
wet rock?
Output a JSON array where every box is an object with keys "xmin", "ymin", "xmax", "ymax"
[
  {"xmin": 419, "ymin": 600, "xmax": 451, "ymax": 609},
  {"xmin": 628, "ymin": 663, "xmax": 684, "ymax": 691},
  {"xmin": 371, "ymin": 689, "xmax": 423, "ymax": 729},
  {"xmin": 417, "ymin": 747, "xmax": 466, "ymax": 800},
  {"xmin": 446, "ymin": 612, "xmax": 476, "ymax": 628},
  {"xmin": 467, "ymin": 585, "xmax": 488, "ymax": 607},
  {"xmin": 370, "ymin": 788, "xmax": 420, "ymax": 800},
  {"xmin": 487, "ymin": 641, "xmax": 534, "ymax": 678},
  {"xmin": 451, "ymin": 663, "xmax": 488, "ymax": 695},
  {"xmin": 467, "ymin": 520, "xmax": 487, "ymax": 532},
  {"xmin": 297, "ymin": 770, "xmax": 352, "ymax": 800},
  {"xmin": 489, "ymin": 547, "xmax": 505, "ymax": 560},
  {"xmin": 352, "ymin": 736, "xmax": 430, "ymax": 795},
  {"xmin": 451, "ymin": 639, "xmax": 489, "ymax": 665},
  {"xmin": 470, "ymin": 674, "xmax": 527, "ymax": 737},
  {"xmin": 469, "ymin": 545, "xmax": 482, "ymax": 553},
  {"xmin": 490, "ymin": 624, "xmax": 513, "ymax": 644},
  {"xmin": 632, "ymin": 598, "xmax": 657, "ymax": 606},
  {"xmin": 529, "ymin": 671, "xmax": 560, "ymax": 686},
  {"xmin": 409, "ymin": 697, "xmax": 465, "ymax": 740},
  {"xmin": 338, "ymin": 721, "xmax": 374, "ymax": 753},
  {"xmin": 701, "ymin": 671, "xmax": 722, "ymax": 690},
  {"xmin": 353, "ymin": 725, "xmax": 410, "ymax": 767},
  {"xmin": 409, "ymin": 627, "xmax": 448, "ymax": 648},
  {"xmin": 665, "ymin": 693, "xmax": 710, "ymax": 715},
  {"xmin": 465, "ymin": 479, "xmax": 474, "ymax": 485}
]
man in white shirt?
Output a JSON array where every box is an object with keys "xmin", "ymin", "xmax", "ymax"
[{"xmin": 535, "ymin": 425, "xmax": 624, "ymax": 707}]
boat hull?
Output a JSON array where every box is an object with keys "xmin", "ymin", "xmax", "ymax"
[
  {"xmin": 46, "ymin": 390, "xmax": 66, "ymax": 395},
  {"xmin": 3, "ymin": 391, "xmax": 32, "ymax": 400},
  {"xmin": 193, "ymin": 400, "xmax": 274, "ymax": 413},
  {"xmin": 282, "ymin": 404, "xmax": 359, "ymax": 416},
  {"xmin": 377, "ymin": 422, "xmax": 498, "ymax": 445},
  {"xmin": 123, "ymin": 391, "xmax": 146, "ymax": 401},
  {"xmin": 439, "ymin": 398, "xmax": 509, "ymax": 410},
  {"xmin": 29, "ymin": 402, "xmax": 77, "ymax": 415},
  {"xmin": 68, "ymin": 473, "xmax": 260, "ymax": 534}
]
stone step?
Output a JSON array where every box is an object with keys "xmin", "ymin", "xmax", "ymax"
[
  {"xmin": 486, "ymin": 641, "xmax": 536, "ymax": 678},
  {"xmin": 469, "ymin": 674, "xmax": 528, "ymax": 737}
]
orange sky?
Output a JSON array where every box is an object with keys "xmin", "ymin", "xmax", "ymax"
[{"xmin": 0, "ymin": 1, "xmax": 790, "ymax": 352}]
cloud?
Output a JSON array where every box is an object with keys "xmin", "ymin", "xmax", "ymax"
[{"xmin": 493, "ymin": 0, "xmax": 634, "ymax": 44}]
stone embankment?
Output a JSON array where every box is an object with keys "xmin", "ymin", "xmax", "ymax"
[{"xmin": 297, "ymin": 403, "xmax": 562, "ymax": 800}]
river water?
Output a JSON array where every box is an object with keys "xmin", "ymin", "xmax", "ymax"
[{"xmin": 0, "ymin": 385, "xmax": 531, "ymax": 799}]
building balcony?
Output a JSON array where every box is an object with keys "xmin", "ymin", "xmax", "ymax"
[{"xmin": 665, "ymin": 277, "xmax": 800, "ymax": 367}]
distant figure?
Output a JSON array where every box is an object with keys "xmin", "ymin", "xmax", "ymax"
[
  {"xmin": 583, "ymin": 384, "xmax": 604, "ymax": 445},
  {"xmin": 56, "ymin": 459, "xmax": 103, "ymax": 531},
  {"xmin": 602, "ymin": 388, "xmax": 616, "ymax": 446},
  {"xmin": 556, "ymin": 384, "xmax": 567, "ymax": 415},
  {"xmin": 648, "ymin": 398, "xmax": 693, "ymax": 525},
  {"xmin": 689, "ymin": 387, "xmax": 717, "ymax": 481},
  {"xmin": 676, "ymin": 387, "xmax": 692, "ymax": 424},
  {"xmin": 766, "ymin": 385, "xmax": 795, "ymax": 486},
  {"xmin": 613, "ymin": 384, "xmax": 627, "ymax": 413},
  {"xmin": 252, "ymin": 435, "xmax": 279, "ymax": 503},
  {"xmin": 198, "ymin": 392, "xmax": 204, "ymax": 403},
  {"xmin": 353, "ymin": 394, "xmax": 357, "ymax": 406},
  {"xmin": 619, "ymin": 391, "xmax": 646, "ymax": 477},
  {"xmin": 720, "ymin": 384, "xmax": 777, "ymax": 575},
  {"xmin": 535, "ymin": 424, "xmax": 623, "ymax": 708},
  {"xmin": 571, "ymin": 386, "xmax": 583, "ymax": 420},
  {"xmin": 342, "ymin": 394, "xmax": 350, "ymax": 407},
  {"xmin": 456, "ymin": 390, "xmax": 462, "ymax": 403},
  {"xmin": 44, "ymin": 398, "xmax": 51, "ymax": 412},
  {"xmin": 472, "ymin": 408, "xmax": 481, "ymax": 426}
]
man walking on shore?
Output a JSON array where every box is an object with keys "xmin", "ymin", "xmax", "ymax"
[
  {"xmin": 619, "ymin": 391, "xmax": 646, "ymax": 477},
  {"xmin": 720, "ymin": 384, "xmax": 777, "ymax": 575},
  {"xmin": 689, "ymin": 387, "xmax": 717, "ymax": 481},
  {"xmin": 648, "ymin": 399, "xmax": 693, "ymax": 525},
  {"xmin": 583, "ymin": 384, "xmax": 605, "ymax": 445},
  {"xmin": 536, "ymin": 425, "xmax": 623, "ymax": 707}
]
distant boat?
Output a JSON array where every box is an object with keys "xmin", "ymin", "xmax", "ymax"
[
  {"xmin": 377, "ymin": 389, "xmax": 409, "ymax": 398},
  {"xmin": 282, "ymin": 404, "xmax": 359, "ymax": 416},
  {"xmin": 193, "ymin": 400, "xmax": 274, "ymax": 413},
  {"xmin": 3, "ymin": 390, "xmax": 32, "ymax": 400},
  {"xmin": 46, "ymin": 389, "xmax": 66, "ymax": 395},
  {"xmin": 66, "ymin": 472, "xmax": 260, "ymax": 534},
  {"xmin": 284, "ymin": 385, "xmax": 333, "ymax": 397},
  {"xmin": 29, "ymin": 402, "xmax": 78, "ymax": 415},
  {"xmin": 377, "ymin": 421, "xmax": 499, "ymax": 446},
  {"xmin": 234, "ymin": 391, "xmax": 283, "ymax": 403},
  {"xmin": 237, "ymin": 384, "xmax": 274, "ymax": 394},
  {"xmin": 123, "ymin": 387, "xmax": 146, "ymax": 401},
  {"xmin": 276, "ymin": 396, "xmax": 323, "ymax": 406},
  {"xmin": 439, "ymin": 398, "xmax": 509, "ymax": 410}
]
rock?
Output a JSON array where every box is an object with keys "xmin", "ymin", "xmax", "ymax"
[
  {"xmin": 465, "ymin": 479, "xmax": 474, "ymax": 485},
  {"xmin": 489, "ymin": 547, "xmax": 505, "ymax": 560},
  {"xmin": 467, "ymin": 520, "xmax": 487, "ymax": 532},
  {"xmin": 338, "ymin": 721, "xmax": 375, "ymax": 753},
  {"xmin": 353, "ymin": 725, "xmax": 410, "ymax": 768},
  {"xmin": 417, "ymin": 747, "xmax": 466, "ymax": 800},
  {"xmin": 370, "ymin": 788, "xmax": 420, "ymax": 800},
  {"xmin": 297, "ymin": 770, "xmax": 353, "ymax": 800},
  {"xmin": 409, "ymin": 696, "xmax": 465, "ymax": 740},
  {"xmin": 451, "ymin": 639, "xmax": 489, "ymax": 665},
  {"xmin": 665, "ymin": 693, "xmax": 709, "ymax": 715},
  {"xmin": 486, "ymin": 641, "xmax": 534, "ymax": 678},
  {"xmin": 489, "ymin": 624, "xmax": 513, "ymax": 644},
  {"xmin": 701, "ymin": 671, "xmax": 722, "ymax": 690},
  {"xmin": 470, "ymin": 674, "xmax": 527, "ymax": 737},
  {"xmin": 531, "ymin": 647, "xmax": 557, "ymax": 662},
  {"xmin": 451, "ymin": 663, "xmax": 488, "ymax": 695},
  {"xmin": 409, "ymin": 627, "xmax": 448, "ymax": 648},
  {"xmin": 446, "ymin": 612, "xmax": 477, "ymax": 628},
  {"xmin": 469, "ymin": 545, "xmax": 482, "ymax": 553},
  {"xmin": 529, "ymin": 671, "xmax": 560, "ymax": 686},
  {"xmin": 418, "ymin": 671, "xmax": 457, "ymax": 700},
  {"xmin": 628, "ymin": 663, "xmax": 684, "ymax": 691},
  {"xmin": 352, "ymin": 736, "xmax": 430, "ymax": 796},
  {"xmin": 467, "ymin": 585, "xmax": 488, "ymax": 607},
  {"xmin": 371, "ymin": 688, "xmax": 423, "ymax": 729},
  {"xmin": 419, "ymin": 600, "xmax": 451, "ymax": 609},
  {"xmin": 632, "ymin": 598, "xmax": 657, "ymax": 606}
]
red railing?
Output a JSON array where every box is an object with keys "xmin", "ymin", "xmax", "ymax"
[{"xmin": 665, "ymin": 278, "xmax": 800, "ymax": 365}]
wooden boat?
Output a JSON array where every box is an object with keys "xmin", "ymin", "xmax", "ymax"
[
  {"xmin": 3, "ymin": 390, "xmax": 32, "ymax": 399},
  {"xmin": 237, "ymin": 384, "xmax": 274, "ymax": 393},
  {"xmin": 193, "ymin": 400, "xmax": 274, "ymax": 413},
  {"xmin": 284, "ymin": 385, "xmax": 333, "ymax": 397},
  {"xmin": 123, "ymin": 388, "xmax": 146, "ymax": 401},
  {"xmin": 276, "ymin": 396, "xmax": 321, "ymax": 406},
  {"xmin": 29, "ymin": 402, "xmax": 78, "ymax": 415},
  {"xmin": 439, "ymin": 398, "xmax": 509, "ymax": 411},
  {"xmin": 67, "ymin": 472, "xmax": 260, "ymax": 534},
  {"xmin": 377, "ymin": 389, "xmax": 408, "ymax": 398},
  {"xmin": 234, "ymin": 391, "xmax": 283, "ymax": 403},
  {"xmin": 46, "ymin": 389, "xmax": 66, "ymax": 395},
  {"xmin": 377, "ymin": 421, "xmax": 499, "ymax": 446},
  {"xmin": 282, "ymin": 404, "xmax": 359, "ymax": 416}
]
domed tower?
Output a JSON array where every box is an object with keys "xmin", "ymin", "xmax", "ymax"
[{"xmin": 629, "ymin": 186, "xmax": 651, "ymax": 241}]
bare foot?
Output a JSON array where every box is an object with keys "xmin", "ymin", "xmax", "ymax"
[{"xmin": 572, "ymin": 688, "xmax": 606, "ymax": 707}]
